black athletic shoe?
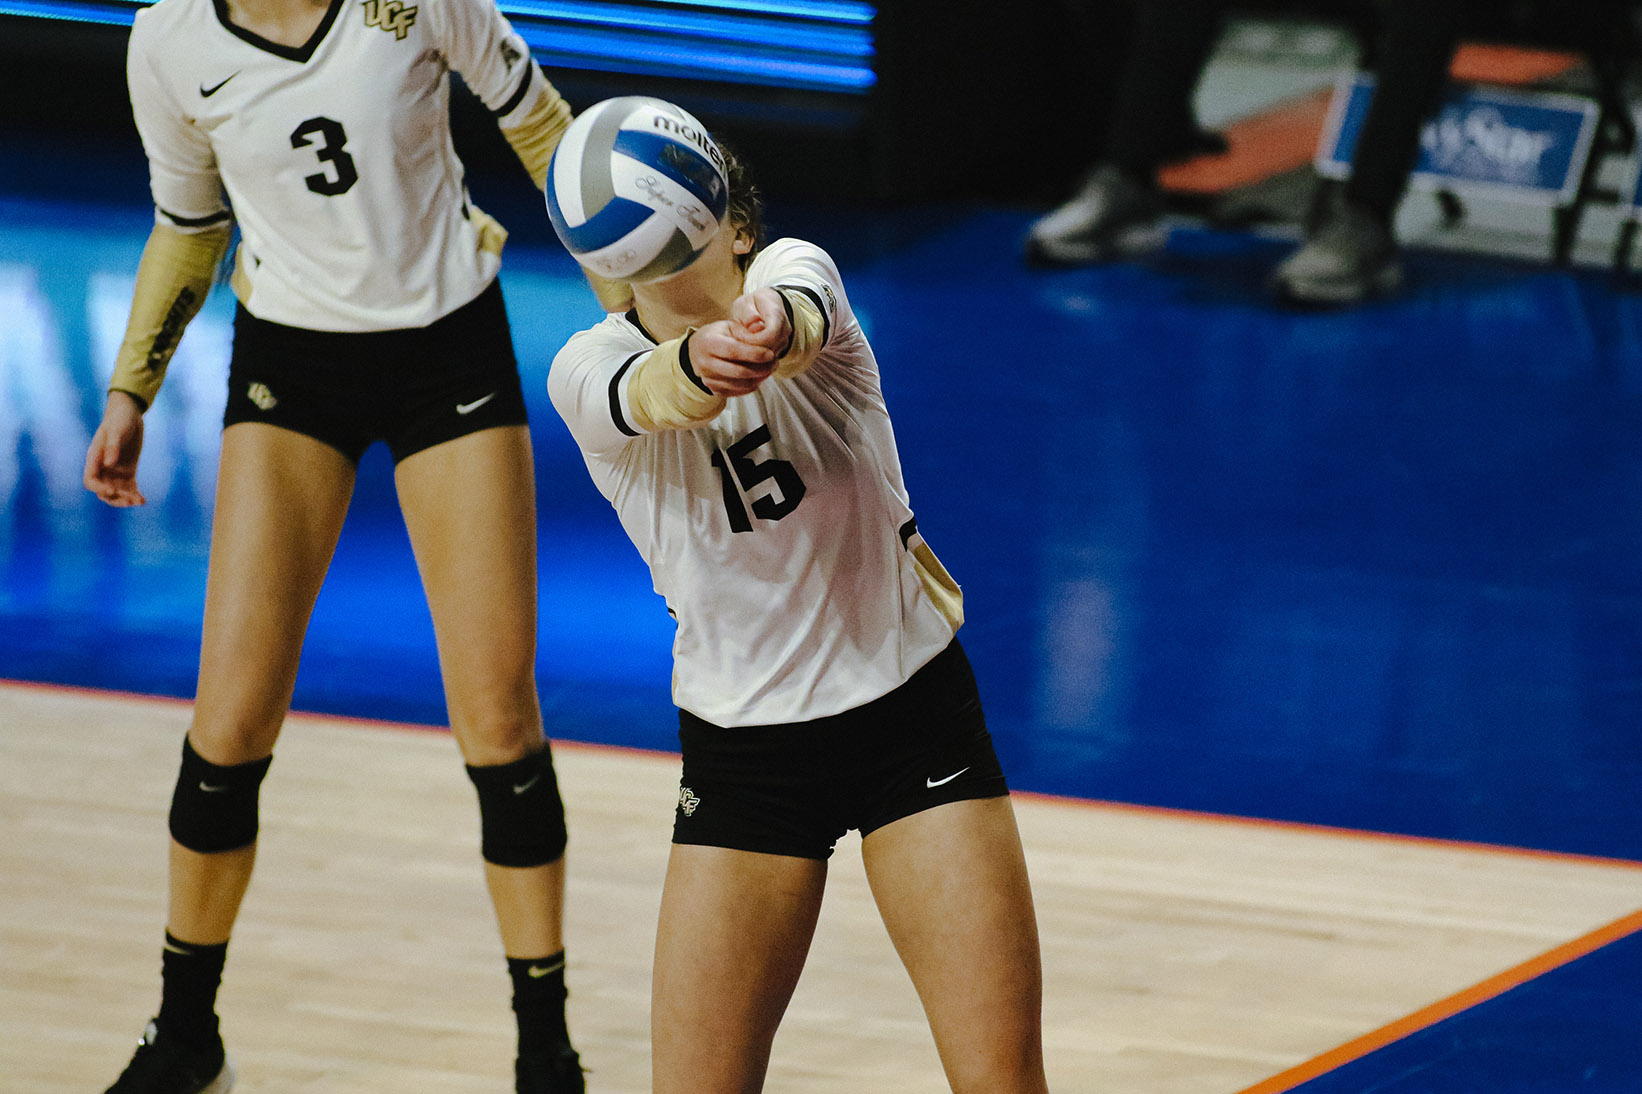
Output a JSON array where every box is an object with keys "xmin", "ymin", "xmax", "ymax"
[
  {"xmin": 1023, "ymin": 164, "xmax": 1169, "ymax": 267},
  {"xmin": 1270, "ymin": 201, "xmax": 1404, "ymax": 306},
  {"xmin": 516, "ymin": 1043, "xmax": 586, "ymax": 1094},
  {"xmin": 105, "ymin": 1020, "xmax": 234, "ymax": 1094}
]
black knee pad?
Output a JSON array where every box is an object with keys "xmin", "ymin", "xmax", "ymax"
[
  {"xmin": 466, "ymin": 746, "xmax": 568, "ymax": 868},
  {"xmin": 168, "ymin": 737, "xmax": 274, "ymax": 854}
]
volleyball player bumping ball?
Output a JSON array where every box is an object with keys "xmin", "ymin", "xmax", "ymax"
[
  {"xmin": 82, "ymin": 0, "xmax": 591, "ymax": 1090},
  {"xmin": 546, "ymin": 96, "xmax": 1052, "ymax": 1094}
]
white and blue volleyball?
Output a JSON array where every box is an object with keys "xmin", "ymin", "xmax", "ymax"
[{"xmin": 546, "ymin": 96, "xmax": 729, "ymax": 283}]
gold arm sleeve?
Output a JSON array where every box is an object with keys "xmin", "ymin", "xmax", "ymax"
[
  {"xmin": 499, "ymin": 72, "xmax": 573, "ymax": 190},
  {"xmin": 772, "ymin": 287, "xmax": 828, "ymax": 380},
  {"xmin": 500, "ymin": 75, "xmax": 629, "ymax": 310},
  {"xmin": 628, "ymin": 334, "xmax": 727, "ymax": 432},
  {"xmin": 109, "ymin": 221, "xmax": 231, "ymax": 410}
]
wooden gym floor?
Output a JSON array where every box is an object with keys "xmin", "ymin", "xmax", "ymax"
[{"xmin": 5, "ymin": 681, "xmax": 1641, "ymax": 1092}]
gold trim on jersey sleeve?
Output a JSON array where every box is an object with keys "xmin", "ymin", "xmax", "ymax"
[
  {"xmin": 499, "ymin": 67, "xmax": 572, "ymax": 190},
  {"xmin": 628, "ymin": 334, "xmax": 727, "ymax": 432},
  {"xmin": 109, "ymin": 221, "xmax": 231, "ymax": 410},
  {"xmin": 900, "ymin": 518, "xmax": 964, "ymax": 631},
  {"xmin": 911, "ymin": 540, "xmax": 965, "ymax": 631},
  {"xmin": 772, "ymin": 286, "xmax": 828, "ymax": 380},
  {"xmin": 229, "ymin": 246, "xmax": 251, "ymax": 302},
  {"xmin": 469, "ymin": 203, "xmax": 509, "ymax": 258}
]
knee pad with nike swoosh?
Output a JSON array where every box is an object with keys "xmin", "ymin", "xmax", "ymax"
[
  {"xmin": 169, "ymin": 736, "xmax": 274, "ymax": 853},
  {"xmin": 466, "ymin": 746, "xmax": 568, "ymax": 867}
]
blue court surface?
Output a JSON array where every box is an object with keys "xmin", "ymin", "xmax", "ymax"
[{"xmin": 3, "ymin": 128, "xmax": 1641, "ymax": 1090}]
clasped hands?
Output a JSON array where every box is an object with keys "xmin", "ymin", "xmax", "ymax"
[{"xmin": 688, "ymin": 288, "xmax": 791, "ymax": 398}]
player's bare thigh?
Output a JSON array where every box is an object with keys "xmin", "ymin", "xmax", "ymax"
[
  {"xmin": 189, "ymin": 421, "xmax": 357, "ymax": 765},
  {"xmin": 652, "ymin": 843, "xmax": 828, "ymax": 1094},
  {"xmin": 862, "ymin": 796, "xmax": 1048, "ymax": 1094},
  {"xmin": 394, "ymin": 424, "xmax": 542, "ymax": 764}
]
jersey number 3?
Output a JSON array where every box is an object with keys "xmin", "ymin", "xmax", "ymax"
[
  {"xmin": 291, "ymin": 117, "xmax": 359, "ymax": 197},
  {"xmin": 710, "ymin": 425, "xmax": 806, "ymax": 533}
]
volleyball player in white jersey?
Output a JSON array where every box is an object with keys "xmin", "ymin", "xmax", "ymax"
[
  {"xmin": 82, "ymin": 0, "xmax": 588, "ymax": 1090},
  {"xmin": 549, "ymin": 146, "xmax": 1049, "ymax": 1094}
]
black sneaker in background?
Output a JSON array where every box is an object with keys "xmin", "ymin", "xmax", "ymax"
[
  {"xmin": 1023, "ymin": 164, "xmax": 1169, "ymax": 267},
  {"xmin": 1270, "ymin": 201, "xmax": 1404, "ymax": 306}
]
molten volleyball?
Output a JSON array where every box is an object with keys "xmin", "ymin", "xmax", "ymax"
[{"xmin": 545, "ymin": 96, "xmax": 729, "ymax": 283}]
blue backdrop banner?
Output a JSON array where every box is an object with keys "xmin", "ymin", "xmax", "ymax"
[{"xmin": 1316, "ymin": 74, "xmax": 1598, "ymax": 205}]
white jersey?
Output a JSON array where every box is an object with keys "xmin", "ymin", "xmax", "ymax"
[
  {"xmin": 128, "ymin": 0, "xmax": 547, "ymax": 330},
  {"xmin": 549, "ymin": 239, "xmax": 960, "ymax": 727}
]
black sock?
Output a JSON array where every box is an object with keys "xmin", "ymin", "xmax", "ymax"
[
  {"xmin": 155, "ymin": 931, "xmax": 228, "ymax": 1047},
  {"xmin": 507, "ymin": 951, "xmax": 571, "ymax": 1055}
]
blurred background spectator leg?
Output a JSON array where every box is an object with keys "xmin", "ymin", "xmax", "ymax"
[
  {"xmin": 1271, "ymin": 0, "xmax": 1469, "ymax": 306},
  {"xmin": 1024, "ymin": 0, "xmax": 1233, "ymax": 266}
]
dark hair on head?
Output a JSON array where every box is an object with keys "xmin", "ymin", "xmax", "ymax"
[{"xmin": 717, "ymin": 140, "xmax": 765, "ymax": 269}]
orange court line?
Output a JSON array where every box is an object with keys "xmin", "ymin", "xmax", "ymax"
[
  {"xmin": 0, "ymin": 676, "xmax": 678, "ymax": 756},
  {"xmin": 1012, "ymin": 787, "xmax": 1642, "ymax": 872},
  {"xmin": 10, "ymin": 676, "xmax": 1642, "ymax": 866},
  {"xmin": 1233, "ymin": 906, "xmax": 1642, "ymax": 1094}
]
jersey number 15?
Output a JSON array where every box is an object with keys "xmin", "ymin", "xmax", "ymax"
[{"xmin": 710, "ymin": 425, "xmax": 806, "ymax": 533}]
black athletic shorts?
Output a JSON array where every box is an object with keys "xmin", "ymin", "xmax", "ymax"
[
  {"xmin": 223, "ymin": 279, "xmax": 529, "ymax": 465},
  {"xmin": 672, "ymin": 640, "xmax": 1010, "ymax": 860}
]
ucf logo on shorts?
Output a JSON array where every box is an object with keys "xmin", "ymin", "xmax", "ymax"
[{"xmin": 362, "ymin": 0, "xmax": 417, "ymax": 40}]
